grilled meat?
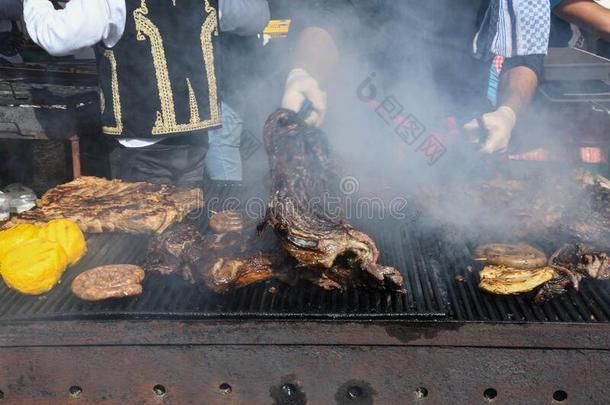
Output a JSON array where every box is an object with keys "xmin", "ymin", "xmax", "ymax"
[
  {"xmin": 476, "ymin": 242, "xmax": 609, "ymax": 302},
  {"xmin": 209, "ymin": 210, "xmax": 250, "ymax": 233},
  {"xmin": 418, "ymin": 169, "xmax": 610, "ymax": 245},
  {"xmin": 199, "ymin": 254, "xmax": 291, "ymax": 294},
  {"xmin": 534, "ymin": 274, "xmax": 572, "ymax": 303},
  {"xmin": 551, "ymin": 244, "xmax": 609, "ymax": 281},
  {"xmin": 582, "ymin": 252, "xmax": 610, "ymax": 279},
  {"xmin": 259, "ymin": 109, "xmax": 404, "ymax": 292},
  {"xmin": 71, "ymin": 264, "xmax": 145, "ymax": 301},
  {"xmin": 143, "ymin": 223, "xmax": 206, "ymax": 281},
  {"xmin": 144, "ymin": 222, "xmax": 292, "ymax": 294},
  {"xmin": 3, "ymin": 177, "xmax": 203, "ymax": 234},
  {"xmin": 474, "ymin": 243, "xmax": 547, "ymax": 269},
  {"xmin": 564, "ymin": 173, "xmax": 610, "ymax": 245}
]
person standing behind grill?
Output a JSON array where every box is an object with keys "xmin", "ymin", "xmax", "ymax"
[
  {"xmin": 274, "ymin": 0, "xmax": 374, "ymax": 128},
  {"xmin": 275, "ymin": 1, "xmax": 483, "ymax": 129},
  {"xmin": 0, "ymin": 0, "xmax": 24, "ymax": 64},
  {"xmin": 552, "ymin": 0, "xmax": 610, "ymax": 54},
  {"xmin": 24, "ymin": 0, "xmax": 269, "ymax": 186},
  {"xmin": 466, "ymin": 0, "xmax": 610, "ymax": 154},
  {"xmin": 463, "ymin": 0, "xmax": 552, "ymax": 154}
]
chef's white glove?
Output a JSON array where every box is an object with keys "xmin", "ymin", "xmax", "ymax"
[
  {"xmin": 464, "ymin": 106, "xmax": 517, "ymax": 154},
  {"xmin": 281, "ymin": 68, "xmax": 327, "ymax": 127}
]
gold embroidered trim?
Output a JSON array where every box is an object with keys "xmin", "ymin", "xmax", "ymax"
[
  {"xmin": 201, "ymin": 0, "xmax": 220, "ymax": 121},
  {"xmin": 186, "ymin": 78, "xmax": 200, "ymax": 124},
  {"xmin": 101, "ymin": 50, "xmax": 124, "ymax": 135},
  {"xmin": 133, "ymin": 0, "xmax": 220, "ymax": 136}
]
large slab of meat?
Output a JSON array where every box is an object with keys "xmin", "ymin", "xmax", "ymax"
[
  {"xmin": 2, "ymin": 176, "xmax": 203, "ymax": 234},
  {"xmin": 144, "ymin": 110, "xmax": 405, "ymax": 294},
  {"xmin": 258, "ymin": 109, "xmax": 404, "ymax": 292}
]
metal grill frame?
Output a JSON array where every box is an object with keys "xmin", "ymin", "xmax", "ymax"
[
  {"xmin": 0, "ymin": 319, "xmax": 608, "ymax": 404},
  {"xmin": 0, "ymin": 183, "xmax": 609, "ymax": 403}
]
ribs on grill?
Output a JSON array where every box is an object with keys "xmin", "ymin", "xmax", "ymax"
[{"xmin": 258, "ymin": 109, "xmax": 404, "ymax": 292}]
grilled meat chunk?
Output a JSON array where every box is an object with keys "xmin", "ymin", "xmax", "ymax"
[
  {"xmin": 3, "ymin": 177, "xmax": 203, "ymax": 234},
  {"xmin": 199, "ymin": 254, "xmax": 290, "ymax": 294},
  {"xmin": 533, "ymin": 274, "xmax": 572, "ymax": 303},
  {"xmin": 550, "ymin": 244, "xmax": 609, "ymax": 281},
  {"xmin": 476, "ymin": 242, "xmax": 609, "ymax": 303},
  {"xmin": 143, "ymin": 223, "xmax": 205, "ymax": 281},
  {"xmin": 144, "ymin": 223, "xmax": 292, "ymax": 294},
  {"xmin": 260, "ymin": 109, "xmax": 404, "ymax": 292}
]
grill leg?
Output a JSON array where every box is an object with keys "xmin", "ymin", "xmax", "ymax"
[{"xmin": 70, "ymin": 135, "xmax": 81, "ymax": 179}]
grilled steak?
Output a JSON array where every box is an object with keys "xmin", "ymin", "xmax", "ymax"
[
  {"xmin": 474, "ymin": 243, "xmax": 547, "ymax": 269},
  {"xmin": 259, "ymin": 109, "xmax": 404, "ymax": 292},
  {"xmin": 71, "ymin": 264, "xmax": 145, "ymax": 301},
  {"xmin": 3, "ymin": 176, "xmax": 203, "ymax": 234}
]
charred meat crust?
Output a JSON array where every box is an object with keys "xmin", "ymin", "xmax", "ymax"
[
  {"xmin": 2, "ymin": 177, "xmax": 203, "ymax": 234},
  {"xmin": 260, "ymin": 109, "xmax": 404, "ymax": 292},
  {"xmin": 143, "ymin": 223, "xmax": 290, "ymax": 294}
]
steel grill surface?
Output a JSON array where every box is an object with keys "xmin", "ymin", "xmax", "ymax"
[
  {"xmin": 1, "ymin": 182, "xmax": 609, "ymax": 323},
  {"xmin": 433, "ymin": 232, "xmax": 610, "ymax": 323},
  {"xmin": 0, "ymin": 183, "xmax": 448, "ymax": 321}
]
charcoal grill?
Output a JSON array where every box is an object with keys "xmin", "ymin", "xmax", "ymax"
[{"xmin": 0, "ymin": 182, "xmax": 608, "ymax": 404}]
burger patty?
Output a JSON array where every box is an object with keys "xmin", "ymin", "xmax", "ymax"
[
  {"xmin": 71, "ymin": 264, "xmax": 145, "ymax": 301},
  {"xmin": 474, "ymin": 243, "xmax": 547, "ymax": 269}
]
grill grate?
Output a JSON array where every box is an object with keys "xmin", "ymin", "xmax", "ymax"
[
  {"xmin": 0, "ymin": 183, "xmax": 448, "ymax": 321},
  {"xmin": 1, "ymin": 182, "xmax": 608, "ymax": 323},
  {"xmin": 431, "ymin": 231, "xmax": 610, "ymax": 323}
]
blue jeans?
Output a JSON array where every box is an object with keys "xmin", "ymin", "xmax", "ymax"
[{"xmin": 205, "ymin": 102, "xmax": 243, "ymax": 181}]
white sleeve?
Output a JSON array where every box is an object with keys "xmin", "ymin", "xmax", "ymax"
[{"xmin": 24, "ymin": 0, "xmax": 126, "ymax": 56}]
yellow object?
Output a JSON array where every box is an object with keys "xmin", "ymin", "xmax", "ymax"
[
  {"xmin": 0, "ymin": 224, "xmax": 40, "ymax": 262},
  {"xmin": 479, "ymin": 265, "xmax": 556, "ymax": 295},
  {"xmin": 264, "ymin": 19, "xmax": 291, "ymax": 37},
  {"xmin": 38, "ymin": 219, "xmax": 87, "ymax": 266},
  {"xmin": 0, "ymin": 238, "xmax": 67, "ymax": 295}
]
